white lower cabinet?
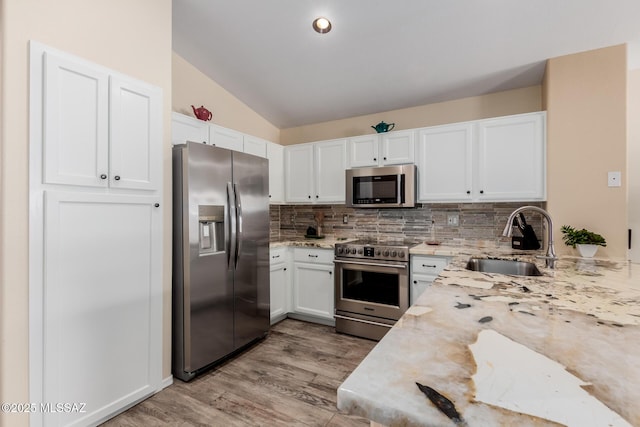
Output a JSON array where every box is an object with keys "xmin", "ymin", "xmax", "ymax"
[
  {"xmin": 410, "ymin": 255, "xmax": 451, "ymax": 305},
  {"xmin": 291, "ymin": 248, "xmax": 335, "ymax": 324},
  {"xmin": 269, "ymin": 247, "xmax": 290, "ymax": 324},
  {"xmin": 42, "ymin": 191, "xmax": 162, "ymax": 426}
]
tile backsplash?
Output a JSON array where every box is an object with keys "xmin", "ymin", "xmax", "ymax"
[{"xmin": 270, "ymin": 202, "xmax": 544, "ymax": 246}]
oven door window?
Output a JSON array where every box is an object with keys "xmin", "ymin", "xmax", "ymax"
[{"xmin": 341, "ymin": 269, "xmax": 399, "ymax": 306}]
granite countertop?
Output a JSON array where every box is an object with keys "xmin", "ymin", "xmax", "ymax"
[
  {"xmin": 270, "ymin": 236, "xmax": 357, "ymax": 249},
  {"xmin": 338, "ymin": 245, "xmax": 640, "ymax": 426}
]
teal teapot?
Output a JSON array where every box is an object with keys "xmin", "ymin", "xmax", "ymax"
[{"xmin": 371, "ymin": 121, "xmax": 395, "ymax": 133}]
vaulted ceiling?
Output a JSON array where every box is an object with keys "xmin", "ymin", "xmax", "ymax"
[{"xmin": 173, "ymin": 0, "xmax": 640, "ymax": 128}]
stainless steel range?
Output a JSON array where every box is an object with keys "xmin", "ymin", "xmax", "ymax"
[{"xmin": 334, "ymin": 239, "xmax": 414, "ymax": 341}]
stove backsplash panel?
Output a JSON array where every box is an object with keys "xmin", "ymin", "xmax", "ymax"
[{"xmin": 270, "ymin": 202, "xmax": 545, "ymax": 246}]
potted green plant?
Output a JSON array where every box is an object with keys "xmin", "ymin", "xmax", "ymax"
[{"xmin": 560, "ymin": 225, "xmax": 607, "ymax": 258}]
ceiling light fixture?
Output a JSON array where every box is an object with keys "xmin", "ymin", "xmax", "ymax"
[{"xmin": 312, "ymin": 17, "xmax": 332, "ymax": 34}]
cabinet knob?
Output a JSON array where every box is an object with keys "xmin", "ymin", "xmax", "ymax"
[
  {"xmin": 154, "ymin": 203, "xmax": 160, "ymax": 208},
  {"xmin": 479, "ymin": 190, "xmax": 484, "ymax": 194},
  {"xmin": 269, "ymin": 195, "xmax": 272, "ymax": 198},
  {"xmin": 308, "ymin": 195, "xmax": 311, "ymax": 199},
  {"xmin": 316, "ymin": 195, "xmax": 319, "ymax": 198},
  {"xmin": 466, "ymin": 190, "xmax": 471, "ymax": 194},
  {"xmin": 283, "ymin": 267, "xmax": 287, "ymax": 271},
  {"xmin": 329, "ymin": 271, "xmax": 332, "ymax": 275},
  {"xmin": 114, "ymin": 175, "xmax": 121, "ymax": 181},
  {"xmin": 413, "ymin": 280, "xmax": 417, "ymax": 284},
  {"xmin": 383, "ymin": 157, "xmax": 387, "ymax": 161},
  {"xmin": 373, "ymin": 157, "xmax": 377, "ymax": 161},
  {"xmin": 100, "ymin": 174, "xmax": 107, "ymax": 180}
]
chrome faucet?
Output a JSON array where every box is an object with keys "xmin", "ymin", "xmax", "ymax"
[{"xmin": 502, "ymin": 206, "xmax": 558, "ymax": 269}]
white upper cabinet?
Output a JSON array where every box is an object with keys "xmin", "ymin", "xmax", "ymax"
[
  {"xmin": 43, "ymin": 51, "xmax": 110, "ymax": 188},
  {"xmin": 348, "ymin": 130, "xmax": 415, "ymax": 168},
  {"xmin": 285, "ymin": 139, "xmax": 347, "ymax": 204},
  {"xmin": 171, "ymin": 112, "xmax": 208, "ymax": 145},
  {"xmin": 266, "ymin": 141, "xmax": 285, "ymax": 204},
  {"xmin": 417, "ymin": 112, "xmax": 546, "ymax": 203},
  {"xmin": 109, "ymin": 76, "xmax": 162, "ymax": 191},
  {"xmin": 285, "ymin": 143, "xmax": 314, "ymax": 202},
  {"xmin": 417, "ymin": 123, "xmax": 474, "ymax": 201},
  {"xmin": 314, "ymin": 139, "xmax": 348, "ymax": 203},
  {"xmin": 243, "ymin": 135, "xmax": 268, "ymax": 158},
  {"xmin": 476, "ymin": 112, "xmax": 546, "ymax": 201},
  {"xmin": 42, "ymin": 51, "xmax": 161, "ymax": 191},
  {"xmin": 210, "ymin": 124, "xmax": 244, "ymax": 151}
]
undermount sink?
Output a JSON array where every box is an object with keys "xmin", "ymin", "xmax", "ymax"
[{"xmin": 466, "ymin": 257, "xmax": 542, "ymax": 277}]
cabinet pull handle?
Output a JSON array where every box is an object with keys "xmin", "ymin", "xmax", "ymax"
[
  {"xmin": 272, "ymin": 255, "xmax": 280, "ymax": 259},
  {"xmin": 114, "ymin": 175, "xmax": 121, "ymax": 181},
  {"xmin": 308, "ymin": 254, "xmax": 318, "ymax": 258},
  {"xmin": 422, "ymin": 264, "xmax": 437, "ymax": 268},
  {"xmin": 100, "ymin": 174, "xmax": 107, "ymax": 180},
  {"xmin": 154, "ymin": 203, "xmax": 160, "ymax": 208}
]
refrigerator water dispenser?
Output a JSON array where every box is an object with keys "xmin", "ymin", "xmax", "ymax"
[{"xmin": 198, "ymin": 205, "xmax": 224, "ymax": 255}]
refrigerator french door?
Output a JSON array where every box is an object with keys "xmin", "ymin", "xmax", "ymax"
[{"xmin": 172, "ymin": 142, "xmax": 269, "ymax": 381}]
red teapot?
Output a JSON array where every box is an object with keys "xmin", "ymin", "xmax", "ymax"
[{"xmin": 191, "ymin": 105, "xmax": 212, "ymax": 121}]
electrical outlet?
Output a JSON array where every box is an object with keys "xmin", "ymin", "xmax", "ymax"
[
  {"xmin": 447, "ymin": 213, "xmax": 459, "ymax": 226},
  {"xmin": 343, "ymin": 214, "xmax": 349, "ymax": 224}
]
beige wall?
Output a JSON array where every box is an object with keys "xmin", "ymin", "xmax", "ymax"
[
  {"xmin": 543, "ymin": 45, "xmax": 628, "ymax": 259},
  {"xmin": 629, "ymin": 69, "xmax": 640, "ymax": 263},
  {"xmin": 172, "ymin": 52, "xmax": 280, "ymax": 143},
  {"xmin": 0, "ymin": 1, "xmax": 172, "ymax": 426},
  {"xmin": 280, "ymin": 85, "xmax": 542, "ymax": 145}
]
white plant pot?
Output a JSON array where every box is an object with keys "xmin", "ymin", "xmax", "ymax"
[{"xmin": 576, "ymin": 244, "xmax": 598, "ymax": 258}]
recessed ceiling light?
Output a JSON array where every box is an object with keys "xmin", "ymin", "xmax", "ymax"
[{"xmin": 312, "ymin": 17, "xmax": 332, "ymax": 34}]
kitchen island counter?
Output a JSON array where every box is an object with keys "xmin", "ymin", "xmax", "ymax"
[{"xmin": 338, "ymin": 247, "xmax": 640, "ymax": 426}]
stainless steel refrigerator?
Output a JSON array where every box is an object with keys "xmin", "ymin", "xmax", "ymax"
[{"xmin": 172, "ymin": 142, "xmax": 270, "ymax": 381}]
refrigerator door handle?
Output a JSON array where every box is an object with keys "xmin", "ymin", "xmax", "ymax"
[
  {"xmin": 226, "ymin": 182, "xmax": 237, "ymax": 270},
  {"xmin": 233, "ymin": 183, "xmax": 243, "ymax": 269}
]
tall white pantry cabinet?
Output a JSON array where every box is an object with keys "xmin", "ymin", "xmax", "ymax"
[{"xmin": 29, "ymin": 42, "xmax": 163, "ymax": 426}]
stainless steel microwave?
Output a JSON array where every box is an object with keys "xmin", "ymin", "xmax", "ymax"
[{"xmin": 346, "ymin": 164, "xmax": 416, "ymax": 208}]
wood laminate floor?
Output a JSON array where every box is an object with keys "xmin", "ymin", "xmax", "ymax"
[{"xmin": 102, "ymin": 319, "xmax": 377, "ymax": 427}]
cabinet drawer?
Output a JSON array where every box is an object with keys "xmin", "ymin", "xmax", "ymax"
[
  {"xmin": 411, "ymin": 256, "xmax": 450, "ymax": 275},
  {"xmin": 270, "ymin": 247, "xmax": 287, "ymax": 265},
  {"xmin": 293, "ymin": 247, "xmax": 333, "ymax": 264}
]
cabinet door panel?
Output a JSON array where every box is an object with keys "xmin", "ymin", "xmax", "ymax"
[
  {"xmin": 110, "ymin": 76, "xmax": 162, "ymax": 191},
  {"xmin": 43, "ymin": 52, "xmax": 109, "ymax": 187},
  {"xmin": 43, "ymin": 191, "xmax": 161, "ymax": 426},
  {"xmin": 417, "ymin": 124, "xmax": 473, "ymax": 201},
  {"xmin": 243, "ymin": 135, "xmax": 268, "ymax": 158},
  {"xmin": 292, "ymin": 263, "xmax": 334, "ymax": 320},
  {"xmin": 477, "ymin": 113, "xmax": 545, "ymax": 201},
  {"xmin": 172, "ymin": 112, "xmax": 208, "ymax": 145},
  {"xmin": 348, "ymin": 135, "xmax": 379, "ymax": 167},
  {"xmin": 381, "ymin": 130, "xmax": 415, "ymax": 165},
  {"xmin": 210, "ymin": 125, "xmax": 244, "ymax": 151},
  {"xmin": 270, "ymin": 264, "xmax": 288, "ymax": 322},
  {"xmin": 266, "ymin": 142, "xmax": 284, "ymax": 203},
  {"xmin": 314, "ymin": 139, "xmax": 347, "ymax": 203},
  {"xmin": 285, "ymin": 144, "xmax": 314, "ymax": 202}
]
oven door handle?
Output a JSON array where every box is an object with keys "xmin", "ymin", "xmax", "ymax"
[
  {"xmin": 334, "ymin": 314, "xmax": 394, "ymax": 329},
  {"xmin": 333, "ymin": 259, "xmax": 407, "ymax": 269}
]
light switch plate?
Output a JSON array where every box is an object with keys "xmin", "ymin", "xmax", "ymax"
[
  {"xmin": 447, "ymin": 213, "xmax": 459, "ymax": 226},
  {"xmin": 608, "ymin": 171, "xmax": 621, "ymax": 187}
]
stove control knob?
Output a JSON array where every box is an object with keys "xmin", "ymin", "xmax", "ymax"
[
  {"xmin": 398, "ymin": 252, "xmax": 405, "ymax": 258},
  {"xmin": 391, "ymin": 251, "xmax": 397, "ymax": 257},
  {"xmin": 349, "ymin": 248, "xmax": 356, "ymax": 254},
  {"xmin": 357, "ymin": 248, "xmax": 363, "ymax": 255},
  {"xmin": 375, "ymin": 250, "xmax": 381, "ymax": 256},
  {"xmin": 383, "ymin": 250, "xmax": 390, "ymax": 257},
  {"xmin": 337, "ymin": 247, "xmax": 343, "ymax": 254}
]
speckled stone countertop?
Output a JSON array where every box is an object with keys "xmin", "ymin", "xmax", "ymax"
[
  {"xmin": 269, "ymin": 236, "xmax": 357, "ymax": 250},
  {"xmin": 338, "ymin": 244, "xmax": 640, "ymax": 426}
]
